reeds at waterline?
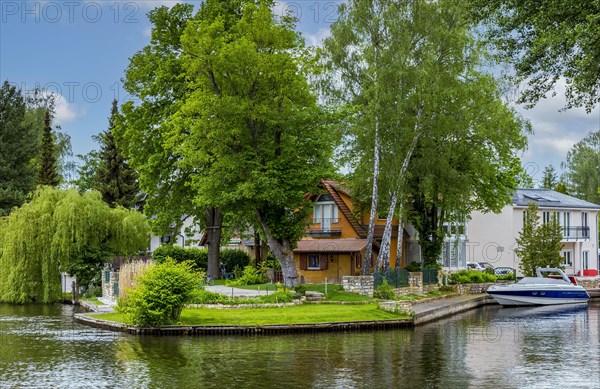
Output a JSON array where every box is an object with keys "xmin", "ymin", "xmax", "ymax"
[{"xmin": 118, "ymin": 259, "xmax": 153, "ymax": 300}]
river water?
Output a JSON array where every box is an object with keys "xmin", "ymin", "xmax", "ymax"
[{"xmin": 1, "ymin": 302, "xmax": 599, "ymax": 388}]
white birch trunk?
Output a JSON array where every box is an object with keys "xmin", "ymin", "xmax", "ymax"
[
  {"xmin": 363, "ymin": 110, "xmax": 380, "ymax": 275},
  {"xmin": 376, "ymin": 190, "xmax": 398, "ymax": 272}
]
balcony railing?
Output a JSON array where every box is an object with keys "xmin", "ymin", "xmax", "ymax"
[
  {"xmin": 562, "ymin": 226, "xmax": 590, "ymax": 240},
  {"xmin": 306, "ymin": 218, "xmax": 341, "ymax": 237}
]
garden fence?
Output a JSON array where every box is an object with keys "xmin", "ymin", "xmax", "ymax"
[{"xmin": 373, "ymin": 269, "xmax": 409, "ymax": 288}]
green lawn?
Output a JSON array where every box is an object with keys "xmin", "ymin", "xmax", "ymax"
[
  {"xmin": 229, "ymin": 283, "xmax": 373, "ymax": 302},
  {"xmin": 93, "ymin": 303, "xmax": 406, "ymax": 326}
]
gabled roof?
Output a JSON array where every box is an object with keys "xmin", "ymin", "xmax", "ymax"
[
  {"xmin": 294, "ymin": 239, "xmax": 375, "ymax": 253},
  {"xmin": 513, "ymin": 189, "xmax": 600, "ymax": 210},
  {"xmin": 321, "ymin": 179, "xmax": 368, "ymax": 238}
]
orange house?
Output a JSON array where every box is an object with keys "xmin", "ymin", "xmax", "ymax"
[{"xmin": 294, "ymin": 180, "xmax": 408, "ymax": 283}]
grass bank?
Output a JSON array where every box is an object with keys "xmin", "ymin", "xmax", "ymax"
[
  {"xmin": 93, "ymin": 303, "xmax": 406, "ymax": 326},
  {"xmin": 230, "ymin": 283, "xmax": 373, "ymax": 302}
]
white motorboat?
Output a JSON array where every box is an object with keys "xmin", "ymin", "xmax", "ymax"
[{"xmin": 487, "ymin": 267, "xmax": 590, "ymax": 306}]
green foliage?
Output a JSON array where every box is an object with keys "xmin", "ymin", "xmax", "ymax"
[
  {"xmin": 449, "ymin": 270, "xmax": 497, "ymax": 284},
  {"xmin": 541, "ymin": 165, "xmax": 558, "ymax": 190},
  {"xmin": 563, "ymin": 131, "xmax": 600, "ymax": 204},
  {"xmin": 404, "ymin": 262, "xmax": 422, "ymax": 272},
  {"xmin": 0, "ymin": 187, "xmax": 149, "ymax": 303},
  {"xmin": 82, "ymin": 285, "xmax": 102, "ymax": 299},
  {"xmin": 293, "ymin": 284, "xmax": 306, "ymax": 295},
  {"xmin": 373, "ymin": 279, "xmax": 396, "ymax": 300},
  {"xmin": 220, "ymin": 250, "xmax": 250, "ymax": 273},
  {"xmin": 116, "ymin": 1, "xmax": 335, "ymax": 286},
  {"xmin": 226, "ymin": 266, "xmax": 267, "ymax": 286},
  {"xmin": 37, "ymin": 110, "xmax": 60, "ymax": 187},
  {"xmin": 117, "ymin": 259, "xmax": 200, "ymax": 326},
  {"xmin": 0, "ymin": 82, "xmax": 37, "ymax": 215},
  {"xmin": 471, "ymin": 0, "xmax": 600, "ymax": 112},
  {"xmin": 95, "ymin": 100, "xmax": 141, "ymax": 209},
  {"xmin": 152, "ymin": 245, "xmax": 208, "ymax": 271},
  {"xmin": 515, "ymin": 203, "xmax": 564, "ymax": 277}
]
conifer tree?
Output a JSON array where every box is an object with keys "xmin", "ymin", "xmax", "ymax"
[
  {"xmin": 96, "ymin": 100, "xmax": 140, "ymax": 208},
  {"xmin": 37, "ymin": 110, "xmax": 60, "ymax": 187}
]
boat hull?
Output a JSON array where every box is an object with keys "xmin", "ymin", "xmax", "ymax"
[{"xmin": 487, "ymin": 288, "xmax": 590, "ymax": 306}]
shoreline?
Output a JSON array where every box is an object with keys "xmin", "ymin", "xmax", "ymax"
[{"xmin": 74, "ymin": 294, "xmax": 497, "ymax": 335}]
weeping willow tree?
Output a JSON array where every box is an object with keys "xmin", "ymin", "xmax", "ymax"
[{"xmin": 0, "ymin": 187, "xmax": 149, "ymax": 303}]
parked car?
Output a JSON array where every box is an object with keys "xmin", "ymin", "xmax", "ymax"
[
  {"xmin": 467, "ymin": 262, "xmax": 485, "ymax": 271},
  {"xmin": 478, "ymin": 262, "xmax": 495, "ymax": 271}
]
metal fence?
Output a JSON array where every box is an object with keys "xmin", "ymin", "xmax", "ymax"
[
  {"xmin": 422, "ymin": 268, "xmax": 438, "ymax": 285},
  {"xmin": 373, "ymin": 269, "xmax": 409, "ymax": 288}
]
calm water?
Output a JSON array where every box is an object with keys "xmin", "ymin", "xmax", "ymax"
[{"xmin": 1, "ymin": 302, "xmax": 599, "ymax": 388}]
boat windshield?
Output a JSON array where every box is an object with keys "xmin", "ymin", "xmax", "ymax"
[{"xmin": 518, "ymin": 277, "xmax": 571, "ymax": 285}]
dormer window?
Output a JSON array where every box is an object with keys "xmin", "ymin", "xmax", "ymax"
[{"xmin": 313, "ymin": 194, "xmax": 339, "ymax": 230}]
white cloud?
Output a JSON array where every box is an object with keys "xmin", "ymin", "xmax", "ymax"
[
  {"xmin": 304, "ymin": 28, "xmax": 331, "ymax": 47},
  {"xmin": 514, "ymin": 78, "xmax": 600, "ymax": 173},
  {"xmin": 36, "ymin": 91, "xmax": 83, "ymax": 125},
  {"xmin": 144, "ymin": 27, "xmax": 152, "ymax": 37}
]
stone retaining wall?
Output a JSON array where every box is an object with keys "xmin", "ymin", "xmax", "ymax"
[
  {"xmin": 187, "ymin": 300, "xmax": 303, "ymax": 309},
  {"xmin": 452, "ymin": 283, "xmax": 496, "ymax": 295},
  {"xmin": 575, "ymin": 277, "xmax": 600, "ymax": 289},
  {"xmin": 342, "ymin": 276, "xmax": 374, "ymax": 297}
]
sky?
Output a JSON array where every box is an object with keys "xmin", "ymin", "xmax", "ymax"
[{"xmin": 1, "ymin": 0, "xmax": 598, "ymax": 186}]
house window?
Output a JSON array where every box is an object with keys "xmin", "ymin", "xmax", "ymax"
[
  {"xmin": 561, "ymin": 212, "xmax": 571, "ymax": 236},
  {"xmin": 313, "ymin": 195, "xmax": 338, "ymax": 227},
  {"xmin": 308, "ymin": 255, "xmax": 320, "ymax": 269},
  {"xmin": 562, "ymin": 251, "xmax": 572, "ymax": 267},
  {"xmin": 542, "ymin": 211, "xmax": 551, "ymax": 224},
  {"xmin": 583, "ymin": 251, "xmax": 590, "ymax": 270}
]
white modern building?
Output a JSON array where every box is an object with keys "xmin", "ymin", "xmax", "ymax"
[
  {"xmin": 465, "ymin": 189, "xmax": 600, "ymax": 276},
  {"xmin": 148, "ymin": 215, "xmax": 203, "ymax": 252}
]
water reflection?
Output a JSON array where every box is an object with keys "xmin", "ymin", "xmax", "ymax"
[{"xmin": 1, "ymin": 303, "xmax": 599, "ymax": 388}]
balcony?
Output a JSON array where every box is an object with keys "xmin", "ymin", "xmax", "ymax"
[
  {"xmin": 306, "ymin": 218, "xmax": 342, "ymax": 237},
  {"xmin": 562, "ymin": 226, "xmax": 590, "ymax": 241}
]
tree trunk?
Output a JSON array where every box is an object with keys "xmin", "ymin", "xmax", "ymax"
[
  {"xmin": 205, "ymin": 207, "xmax": 222, "ymax": 280},
  {"xmin": 254, "ymin": 230, "xmax": 262, "ymax": 264},
  {"xmin": 376, "ymin": 190, "xmax": 398, "ymax": 272},
  {"xmin": 379, "ymin": 115, "xmax": 422, "ymax": 271},
  {"xmin": 255, "ymin": 209, "xmax": 299, "ymax": 287},
  {"xmin": 395, "ymin": 211, "xmax": 405, "ymax": 269}
]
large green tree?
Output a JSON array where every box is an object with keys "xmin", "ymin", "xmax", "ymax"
[
  {"xmin": 117, "ymin": 1, "xmax": 334, "ymax": 286},
  {"xmin": 471, "ymin": 0, "xmax": 600, "ymax": 112},
  {"xmin": 0, "ymin": 187, "xmax": 149, "ymax": 303},
  {"xmin": 0, "ymin": 82, "xmax": 37, "ymax": 215},
  {"xmin": 515, "ymin": 202, "xmax": 564, "ymax": 276},
  {"xmin": 95, "ymin": 100, "xmax": 141, "ymax": 208},
  {"xmin": 563, "ymin": 131, "xmax": 600, "ymax": 204},
  {"xmin": 323, "ymin": 0, "xmax": 528, "ymax": 270}
]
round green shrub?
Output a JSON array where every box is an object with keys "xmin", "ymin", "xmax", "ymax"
[
  {"xmin": 117, "ymin": 258, "xmax": 200, "ymax": 326},
  {"xmin": 374, "ymin": 279, "xmax": 396, "ymax": 300}
]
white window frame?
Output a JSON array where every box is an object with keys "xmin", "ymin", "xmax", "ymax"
[
  {"xmin": 582, "ymin": 250, "xmax": 590, "ymax": 270},
  {"xmin": 308, "ymin": 254, "xmax": 320, "ymax": 270},
  {"xmin": 562, "ymin": 251, "xmax": 573, "ymax": 267}
]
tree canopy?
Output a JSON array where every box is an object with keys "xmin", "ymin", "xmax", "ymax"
[
  {"xmin": 117, "ymin": 0, "xmax": 335, "ymax": 286},
  {"xmin": 0, "ymin": 81, "xmax": 37, "ymax": 215},
  {"xmin": 95, "ymin": 100, "xmax": 141, "ymax": 209},
  {"xmin": 471, "ymin": 0, "xmax": 600, "ymax": 112},
  {"xmin": 563, "ymin": 130, "xmax": 600, "ymax": 204},
  {"xmin": 0, "ymin": 187, "xmax": 149, "ymax": 303},
  {"xmin": 322, "ymin": 0, "xmax": 528, "ymax": 269}
]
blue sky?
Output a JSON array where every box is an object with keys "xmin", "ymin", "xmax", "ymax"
[{"xmin": 1, "ymin": 0, "xmax": 598, "ymax": 186}]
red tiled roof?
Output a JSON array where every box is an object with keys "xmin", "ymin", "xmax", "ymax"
[{"xmin": 294, "ymin": 239, "xmax": 370, "ymax": 253}]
